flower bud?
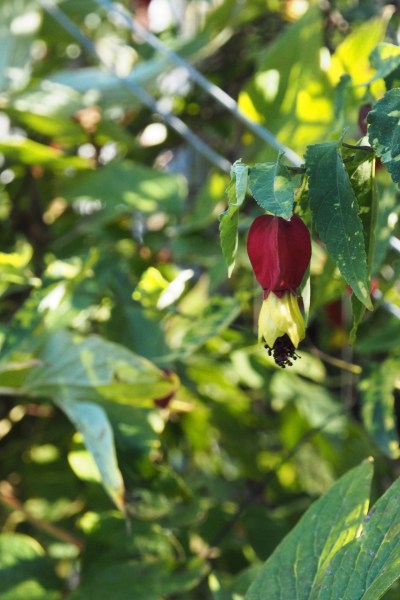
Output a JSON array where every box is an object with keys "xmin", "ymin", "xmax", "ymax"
[
  {"xmin": 247, "ymin": 214, "xmax": 311, "ymax": 297},
  {"xmin": 247, "ymin": 214, "xmax": 311, "ymax": 367}
]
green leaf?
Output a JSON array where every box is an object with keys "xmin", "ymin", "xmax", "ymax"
[
  {"xmin": 248, "ymin": 157, "xmax": 294, "ymax": 219},
  {"xmin": 329, "ymin": 15, "xmax": 388, "ymax": 87},
  {"xmin": 245, "ymin": 462, "xmax": 373, "ymax": 600},
  {"xmin": 346, "ymin": 154, "xmax": 376, "ymax": 342},
  {"xmin": 0, "ymin": 138, "xmax": 91, "ymax": 170},
  {"xmin": 219, "ymin": 161, "xmax": 248, "ymax": 276},
  {"xmin": 368, "ymin": 42, "xmax": 400, "ymax": 83},
  {"xmin": 230, "ymin": 159, "xmax": 249, "ymax": 207},
  {"xmin": 68, "ymin": 559, "xmax": 207, "ymax": 600},
  {"xmin": 0, "ymin": 533, "xmax": 60, "ymax": 600},
  {"xmin": 349, "ymin": 295, "xmax": 366, "ymax": 345},
  {"xmin": 368, "ymin": 88, "xmax": 400, "ymax": 187},
  {"xmin": 306, "ymin": 142, "xmax": 372, "ymax": 308},
  {"xmin": 0, "ymin": 1, "xmax": 41, "ymax": 93},
  {"xmin": 219, "ymin": 205, "xmax": 239, "ymax": 277},
  {"xmin": 61, "ymin": 160, "xmax": 186, "ymax": 217},
  {"xmin": 57, "ymin": 399, "xmax": 125, "ymax": 510},
  {"xmin": 359, "ymin": 359, "xmax": 400, "ymax": 459},
  {"xmin": 22, "ymin": 330, "xmax": 176, "ymax": 405},
  {"xmin": 180, "ymin": 296, "xmax": 241, "ymax": 356},
  {"xmin": 311, "ymin": 474, "xmax": 400, "ymax": 599}
]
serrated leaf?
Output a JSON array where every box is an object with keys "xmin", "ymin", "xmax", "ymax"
[
  {"xmin": 306, "ymin": 142, "xmax": 371, "ymax": 308},
  {"xmin": 368, "ymin": 42, "xmax": 400, "ymax": 83},
  {"xmin": 359, "ymin": 359, "xmax": 400, "ymax": 459},
  {"xmin": 245, "ymin": 462, "xmax": 373, "ymax": 600},
  {"xmin": 312, "ymin": 475, "xmax": 400, "ymax": 599},
  {"xmin": 59, "ymin": 399, "xmax": 125, "ymax": 510},
  {"xmin": 248, "ymin": 158, "xmax": 294, "ymax": 219},
  {"xmin": 368, "ymin": 88, "xmax": 400, "ymax": 186}
]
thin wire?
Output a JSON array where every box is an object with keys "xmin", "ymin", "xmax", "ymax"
[
  {"xmin": 40, "ymin": 1, "xmax": 232, "ymax": 173},
  {"xmin": 94, "ymin": 0, "xmax": 303, "ymax": 167},
  {"xmin": 38, "ymin": 3, "xmax": 400, "ymax": 262}
]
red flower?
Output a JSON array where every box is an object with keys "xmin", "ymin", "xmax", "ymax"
[{"xmin": 247, "ymin": 214, "xmax": 311, "ymax": 367}]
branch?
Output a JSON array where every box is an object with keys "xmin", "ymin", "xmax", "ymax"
[{"xmin": 0, "ymin": 481, "xmax": 85, "ymax": 551}]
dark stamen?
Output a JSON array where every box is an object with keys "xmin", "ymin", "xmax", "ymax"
[{"xmin": 264, "ymin": 334, "xmax": 300, "ymax": 368}]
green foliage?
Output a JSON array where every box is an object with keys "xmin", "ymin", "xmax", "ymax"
[
  {"xmin": 306, "ymin": 141, "xmax": 372, "ymax": 308},
  {"xmin": 368, "ymin": 88, "xmax": 400, "ymax": 186},
  {"xmin": 246, "ymin": 461, "xmax": 400, "ymax": 600},
  {"xmin": 1, "ymin": 1, "xmax": 400, "ymax": 599},
  {"xmin": 248, "ymin": 157, "xmax": 294, "ymax": 219},
  {"xmin": 360, "ymin": 359, "xmax": 400, "ymax": 459}
]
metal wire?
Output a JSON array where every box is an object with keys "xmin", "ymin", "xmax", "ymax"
[
  {"xmin": 94, "ymin": 0, "xmax": 303, "ymax": 167},
  {"xmin": 40, "ymin": 0, "xmax": 232, "ymax": 173}
]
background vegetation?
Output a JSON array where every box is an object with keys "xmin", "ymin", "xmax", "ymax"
[{"xmin": 0, "ymin": 0, "xmax": 400, "ymax": 598}]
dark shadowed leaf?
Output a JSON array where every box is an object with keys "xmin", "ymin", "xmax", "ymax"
[
  {"xmin": 306, "ymin": 142, "xmax": 371, "ymax": 308},
  {"xmin": 360, "ymin": 358, "xmax": 400, "ymax": 459},
  {"xmin": 368, "ymin": 89, "xmax": 400, "ymax": 186}
]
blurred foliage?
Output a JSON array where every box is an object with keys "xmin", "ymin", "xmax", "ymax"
[{"xmin": 0, "ymin": 0, "xmax": 400, "ymax": 599}]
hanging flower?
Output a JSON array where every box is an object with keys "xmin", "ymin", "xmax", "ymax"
[{"xmin": 247, "ymin": 214, "xmax": 311, "ymax": 367}]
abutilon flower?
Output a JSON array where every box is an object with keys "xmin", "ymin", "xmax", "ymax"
[{"xmin": 247, "ymin": 214, "xmax": 311, "ymax": 367}]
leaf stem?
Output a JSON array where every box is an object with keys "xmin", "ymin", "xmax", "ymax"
[
  {"xmin": 342, "ymin": 142, "xmax": 374, "ymax": 152},
  {"xmin": 0, "ymin": 481, "xmax": 85, "ymax": 551}
]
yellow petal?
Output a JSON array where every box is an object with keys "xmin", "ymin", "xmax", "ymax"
[{"xmin": 258, "ymin": 292, "xmax": 305, "ymax": 348}]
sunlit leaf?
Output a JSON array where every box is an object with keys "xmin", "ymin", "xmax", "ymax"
[
  {"xmin": 59, "ymin": 399, "xmax": 125, "ymax": 510},
  {"xmin": 311, "ymin": 473, "xmax": 400, "ymax": 599},
  {"xmin": 0, "ymin": 533, "xmax": 59, "ymax": 600},
  {"xmin": 22, "ymin": 330, "xmax": 176, "ymax": 405},
  {"xmin": 368, "ymin": 42, "xmax": 400, "ymax": 83},
  {"xmin": 245, "ymin": 462, "xmax": 373, "ymax": 600},
  {"xmin": 0, "ymin": 138, "xmax": 91, "ymax": 170}
]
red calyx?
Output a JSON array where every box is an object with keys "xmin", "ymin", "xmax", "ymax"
[{"xmin": 247, "ymin": 214, "xmax": 311, "ymax": 297}]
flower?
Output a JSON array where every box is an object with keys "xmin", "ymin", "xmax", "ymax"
[{"xmin": 247, "ymin": 214, "xmax": 311, "ymax": 367}]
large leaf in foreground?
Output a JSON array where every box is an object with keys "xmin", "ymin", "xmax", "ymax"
[
  {"xmin": 306, "ymin": 142, "xmax": 371, "ymax": 308},
  {"xmin": 368, "ymin": 88, "xmax": 400, "ymax": 187},
  {"xmin": 312, "ymin": 475, "xmax": 400, "ymax": 599},
  {"xmin": 246, "ymin": 462, "xmax": 373, "ymax": 600}
]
